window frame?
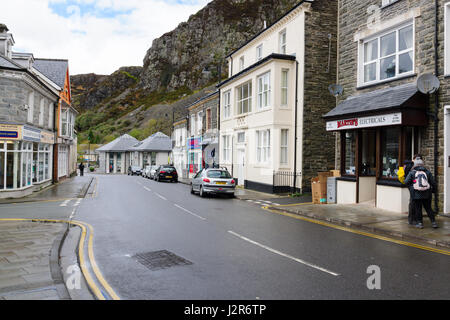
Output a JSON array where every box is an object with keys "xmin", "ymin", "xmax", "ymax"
[
  {"xmin": 280, "ymin": 129, "xmax": 288, "ymax": 165},
  {"xmin": 445, "ymin": 2, "xmax": 450, "ymax": 76},
  {"xmin": 236, "ymin": 81, "xmax": 252, "ymax": 115},
  {"xmin": 279, "ymin": 29, "xmax": 287, "ymax": 54},
  {"xmin": 256, "ymin": 129, "xmax": 271, "ymax": 164},
  {"xmin": 239, "ymin": 56, "xmax": 245, "ymax": 71},
  {"xmin": 256, "ymin": 44, "xmax": 263, "ymax": 61},
  {"xmin": 358, "ymin": 21, "xmax": 415, "ymax": 87},
  {"xmin": 222, "ymin": 135, "xmax": 231, "ymax": 162},
  {"xmin": 257, "ymin": 71, "xmax": 271, "ymax": 110},
  {"xmin": 223, "ymin": 90, "xmax": 231, "ymax": 119},
  {"xmin": 281, "ymin": 69, "xmax": 289, "ymax": 107}
]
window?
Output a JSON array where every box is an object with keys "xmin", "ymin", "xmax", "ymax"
[
  {"xmin": 39, "ymin": 99, "xmax": 45, "ymax": 127},
  {"xmin": 207, "ymin": 170, "xmax": 231, "ymax": 179},
  {"xmin": 281, "ymin": 69, "xmax": 288, "ymax": 106},
  {"xmin": 223, "ymin": 91, "xmax": 231, "ymax": 118},
  {"xmin": 239, "ymin": 56, "xmax": 245, "ymax": 71},
  {"xmin": 206, "ymin": 109, "xmax": 211, "ymax": 130},
  {"xmin": 382, "ymin": 0, "xmax": 398, "ymax": 6},
  {"xmin": 381, "ymin": 127, "xmax": 400, "ymax": 178},
  {"xmin": 256, "ymin": 129, "xmax": 271, "ymax": 163},
  {"xmin": 280, "ymin": 129, "xmax": 288, "ymax": 164},
  {"xmin": 61, "ymin": 109, "xmax": 68, "ymax": 136},
  {"xmin": 257, "ymin": 72, "xmax": 271, "ymax": 110},
  {"xmin": 343, "ymin": 131, "xmax": 356, "ymax": 175},
  {"xmin": 48, "ymin": 103, "xmax": 54, "ymax": 129},
  {"xmin": 256, "ymin": 44, "xmax": 263, "ymax": 61},
  {"xmin": 222, "ymin": 135, "xmax": 231, "ymax": 162},
  {"xmin": 237, "ymin": 132, "xmax": 245, "ymax": 143},
  {"xmin": 190, "ymin": 114, "xmax": 196, "ymax": 136},
  {"xmin": 279, "ymin": 30, "xmax": 287, "ymax": 54},
  {"xmin": 361, "ymin": 23, "xmax": 414, "ymax": 85},
  {"xmin": 445, "ymin": 3, "xmax": 450, "ymax": 75},
  {"xmin": 237, "ymin": 82, "xmax": 252, "ymax": 115},
  {"xmin": 27, "ymin": 92, "xmax": 34, "ymax": 123}
]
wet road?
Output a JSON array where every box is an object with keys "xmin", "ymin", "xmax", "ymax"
[{"xmin": 66, "ymin": 174, "xmax": 450, "ymax": 300}]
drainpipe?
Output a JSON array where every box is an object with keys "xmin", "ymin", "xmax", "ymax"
[
  {"xmin": 53, "ymin": 97, "xmax": 60, "ymax": 183},
  {"xmin": 293, "ymin": 61, "xmax": 299, "ymax": 193},
  {"xmin": 434, "ymin": 0, "xmax": 439, "ymax": 213}
]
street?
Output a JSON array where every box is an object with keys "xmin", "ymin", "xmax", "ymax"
[{"xmin": 3, "ymin": 174, "xmax": 446, "ymax": 300}]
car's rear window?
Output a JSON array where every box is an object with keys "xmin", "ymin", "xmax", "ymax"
[
  {"xmin": 162, "ymin": 167, "xmax": 176, "ymax": 172},
  {"xmin": 207, "ymin": 170, "xmax": 231, "ymax": 178}
]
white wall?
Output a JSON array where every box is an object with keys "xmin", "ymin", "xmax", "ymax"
[
  {"xmin": 376, "ymin": 185, "xmax": 410, "ymax": 213},
  {"xmin": 337, "ymin": 180, "xmax": 357, "ymax": 204}
]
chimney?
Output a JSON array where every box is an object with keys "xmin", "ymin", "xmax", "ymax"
[{"xmin": 0, "ymin": 24, "xmax": 15, "ymax": 59}]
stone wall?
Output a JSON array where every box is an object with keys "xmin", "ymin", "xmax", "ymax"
[
  {"xmin": 336, "ymin": 0, "xmax": 447, "ymax": 212},
  {"xmin": 301, "ymin": 0, "xmax": 338, "ymax": 191}
]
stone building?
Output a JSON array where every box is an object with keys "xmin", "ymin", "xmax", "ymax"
[
  {"xmin": 96, "ymin": 134, "xmax": 138, "ymax": 174},
  {"xmin": 218, "ymin": 0, "xmax": 337, "ymax": 193},
  {"xmin": 323, "ymin": 0, "xmax": 449, "ymax": 214},
  {"xmin": 0, "ymin": 25, "xmax": 59, "ymax": 198}
]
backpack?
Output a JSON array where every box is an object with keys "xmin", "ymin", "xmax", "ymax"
[
  {"xmin": 398, "ymin": 167, "xmax": 405, "ymax": 184},
  {"xmin": 413, "ymin": 170, "xmax": 431, "ymax": 191}
]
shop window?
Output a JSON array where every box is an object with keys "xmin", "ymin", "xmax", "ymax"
[
  {"xmin": 0, "ymin": 146, "xmax": 4, "ymax": 190},
  {"xmin": 404, "ymin": 127, "xmax": 418, "ymax": 161},
  {"xmin": 343, "ymin": 131, "xmax": 356, "ymax": 175},
  {"xmin": 361, "ymin": 130, "xmax": 376, "ymax": 175},
  {"xmin": 381, "ymin": 127, "xmax": 400, "ymax": 178}
]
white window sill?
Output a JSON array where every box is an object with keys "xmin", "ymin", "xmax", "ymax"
[{"xmin": 357, "ymin": 72, "xmax": 416, "ymax": 90}]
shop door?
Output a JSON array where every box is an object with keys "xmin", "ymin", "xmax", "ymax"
[
  {"xmin": 359, "ymin": 130, "xmax": 377, "ymax": 203},
  {"xmin": 237, "ymin": 149, "xmax": 245, "ymax": 186}
]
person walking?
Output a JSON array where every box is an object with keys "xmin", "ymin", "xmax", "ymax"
[
  {"xmin": 404, "ymin": 157, "xmax": 438, "ymax": 229},
  {"xmin": 399, "ymin": 159, "xmax": 415, "ymax": 225},
  {"xmin": 79, "ymin": 162, "xmax": 85, "ymax": 177}
]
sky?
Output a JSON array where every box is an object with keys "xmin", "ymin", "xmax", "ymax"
[{"xmin": 1, "ymin": 0, "xmax": 211, "ymax": 75}]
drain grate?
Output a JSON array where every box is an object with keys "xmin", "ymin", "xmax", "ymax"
[{"xmin": 133, "ymin": 250, "xmax": 192, "ymax": 271}]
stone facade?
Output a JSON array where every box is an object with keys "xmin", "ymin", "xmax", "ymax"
[
  {"xmin": 336, "ymin": 0, "xmax": 448, "ymax": 212},
  {"xmin": 301, "ymin": 0, "xmax": 338, "ymax": 190},
  {"xmin": 0, "ymin": 70, "xmax": 57, "ymax": 130}
]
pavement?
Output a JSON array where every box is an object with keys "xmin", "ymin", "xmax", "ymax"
[
  {"xmin": 267, "ymin": 201, "xmax": 450, "ymax": 250},
  {"xmin": 0, "ymin": 174, "xmax": 95, "ymax": 300}
]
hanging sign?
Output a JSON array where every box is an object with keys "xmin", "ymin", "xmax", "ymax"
[{"xmin": 326, "ymin": 113, "xmax": 402, "ymax": 131}]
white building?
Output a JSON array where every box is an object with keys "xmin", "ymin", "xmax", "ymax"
[
  {"xmin": 172, "ymin": 119, "xmax": 188, "ymax": 178},
  {"xmin": 218, "ymin": 0, "xmax": 337, "ymax": 193},
  {"xmin": 130, "ymin": 132, "xmax": 172, "ymax": 168},
  {"xmin": 96, "ymin": 134, "xmax": 138, "ymax": 174}
]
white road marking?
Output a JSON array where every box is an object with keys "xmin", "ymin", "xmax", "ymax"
[
  {"xmin": 155, "ymin": 193, "xmax": 167, "ymax": 201},
  {"xmin": 143, "ymin": 186, "xmax": 152, "ymax": 192},
  {"xmin": 174, "ymin": 204, "xmax": 206, "ymax": 221},
  {"xmin": 73, "ymin": 199, "xmax": 82, "ymax": 207},
  {"xmin": 60, "ymin": 199, "xmax": 71, "ymax": 207},
  {"xmin": 227, "ymin": 231, "xmax": 340, "ymax": 277}
]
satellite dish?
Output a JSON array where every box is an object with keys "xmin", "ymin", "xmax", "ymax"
[
  {"xmin": 417, "ymin": 73, "xmax": 440, "ymax": 94},
  {"xmin": 328, "ymin": 84, "xmax": 343, "ymax": 97}
]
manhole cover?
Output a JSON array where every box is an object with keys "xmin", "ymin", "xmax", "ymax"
[{"xmin": 133, "ymin": 250, "xmax": 192, "ymax": 271}]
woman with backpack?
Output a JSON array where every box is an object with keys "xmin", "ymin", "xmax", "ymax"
[{"xmin": 404, "ymin": 157, "xmax": 438, "ymax": 229}]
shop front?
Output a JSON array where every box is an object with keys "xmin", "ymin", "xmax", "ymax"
[
  {"xmin": 0, "ymin": 124, "xmax": 54, "ymax": 198},
  {"xmin": 323, "ymin": 83, "xmax": 428, "ymax": 213},
  {"xmin": 188, "ymin": 137, "xmax": 202, "ymax": 177}
]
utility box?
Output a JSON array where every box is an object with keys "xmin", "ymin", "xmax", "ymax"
[{"xmin": 327, "ymin": 177, "xmax": 337, "ymax": 204}]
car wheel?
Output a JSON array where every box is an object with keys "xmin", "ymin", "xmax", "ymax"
[
  {"xmin": 199, "ymin": 186, "xmax": 206, "ymax": 198},
  {"xmin": 228, "ymin": 193, "xmax": 235, "ymax": 198}
]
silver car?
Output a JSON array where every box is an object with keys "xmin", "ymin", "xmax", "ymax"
[
  {"xmin": 191, "ymin": 168, "xmax": 235, "ymax": 198},
  {"xmin": 148, "ymin": 165, "xmax": 159, "ymax": 179}
]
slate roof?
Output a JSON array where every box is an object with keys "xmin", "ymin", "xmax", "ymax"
[
  {"xmin": 323, "ymin": 83, "xmax": 421, "ymax": 119},
  {"xmin": 0, "ymin": 54, "xmax": 24, "ymax": 70},
  {"xmin": 33, "ymin": 59, "xmax": 68, "ymax": 88},
  {"xmin": 131, "ymin": 132, "xmax": 172, "ymax": 152},
  {"xmin": 96, "ymin": 134, "xmax": 139, "ymax": 152}
]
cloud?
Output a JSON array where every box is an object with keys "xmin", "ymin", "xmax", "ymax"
[{"xmin": 1, "ymin": 0, "xmax": 211, "ymax": 75}]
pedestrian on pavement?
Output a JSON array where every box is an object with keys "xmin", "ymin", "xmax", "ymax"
[
  {"xmin": 399, "ymin": 159, "xmax": 415, "ymax": 225},
  {"xmin": 79, "ymin": 162, "xmax": 85, "ymax": 177},
  {"xmin": 404, "ymin": 157, "xmax": 438, "ymax": 229}
]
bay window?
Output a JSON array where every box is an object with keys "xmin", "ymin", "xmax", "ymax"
[{"xmin": 361, "ymin": 23, "xmax": 414, "ymax": 85}]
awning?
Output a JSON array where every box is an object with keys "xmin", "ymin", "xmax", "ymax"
[{"xmin": 323, "ymin": 83, "xmax": 428, "ymax": 131}]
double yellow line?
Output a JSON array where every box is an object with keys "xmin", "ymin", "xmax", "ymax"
[
  {"xmin": 0, "ymin": 218, "xmax": 120, "ymax": 300},
  {"xmin": 262, "ymin": 205, "xmax": 450, "ymax": 256}
]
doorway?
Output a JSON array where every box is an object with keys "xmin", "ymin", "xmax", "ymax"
[{"xmin": 237, "ymin": 148, "xmax": 245, "ymax": 186}]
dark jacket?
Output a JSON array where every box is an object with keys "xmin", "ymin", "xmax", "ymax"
[{"xmin": 404, "ymin": 166, "xmax": 436, "ymax": 200}]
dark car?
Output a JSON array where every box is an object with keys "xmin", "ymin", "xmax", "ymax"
[
  {"xmin": 154, "ymin": 165, "xmax": 178, "ymax": 182},
  {"xmin": 128, "ymin": 165, "xmax": 142, "ymax": 176}
]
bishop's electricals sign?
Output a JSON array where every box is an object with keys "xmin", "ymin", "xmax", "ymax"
[{"xmin": 326, "ymin": 113, "xmax": 402, "ymax": 131}]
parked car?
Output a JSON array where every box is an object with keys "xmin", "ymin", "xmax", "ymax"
[
  {"xmin": 154, "ymin": 165, "xmax": 178, "ymax": 182},
  {"xmin": 142, "ymin": 165, "xmax": 152, "ymax": 178},
  {"xmin": 148, "ymin": 165, "xmax": 159, "ymax": 179},
  {"xmin": 128, "ymin": 166, "xmax": 142, "ymax": 176},
  {"xmin": 191, "ymin": 168, "xmax": 235, "ymax": 198}
]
